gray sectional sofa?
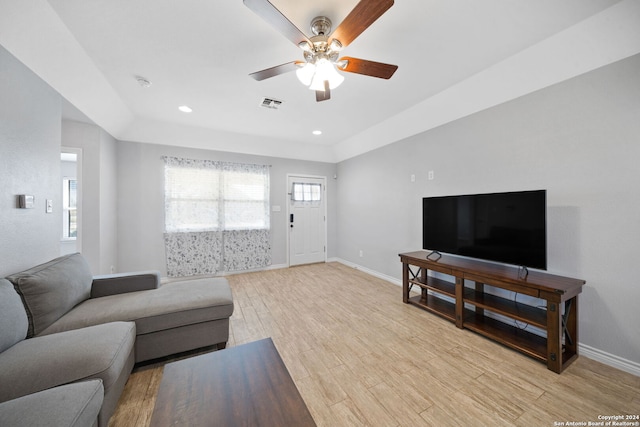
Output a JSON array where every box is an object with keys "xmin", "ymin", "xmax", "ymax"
[{"xmin": 0, "ymin": 253, "xmax": 234, "ymax": 427}]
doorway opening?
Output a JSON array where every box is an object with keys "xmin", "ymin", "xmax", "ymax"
[{"xmin": 60, "ymin": 147, "xmax": 82, "ymax": 256}]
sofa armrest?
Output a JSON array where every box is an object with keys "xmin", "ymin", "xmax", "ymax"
[
  {"xmin": 0, "ymin": 380, "xmax": 103, "ymax": 427},
  {"xmin": 91, "ymin": 271, "xmax": 160, "ymax": 298}
]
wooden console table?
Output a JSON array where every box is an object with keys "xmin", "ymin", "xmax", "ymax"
[{"xmin": 399, "ymin": 251, "xmax": 585, "ymax": 373}]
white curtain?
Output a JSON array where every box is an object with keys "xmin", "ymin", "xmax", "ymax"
[{"xmin": 163, "ymin": 156, "xmax": 271, "ymax": 276}]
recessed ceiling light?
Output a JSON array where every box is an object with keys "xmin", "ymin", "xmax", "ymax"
[
  {"xmin": 312, "ymin": 130, "xmax": 322, "ymax": 135},
  {"xmin": 178, "ymin": 105, "xmax": 193, "ymax": 113}
]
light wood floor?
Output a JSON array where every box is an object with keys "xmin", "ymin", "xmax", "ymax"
[{"xmin": 109, "ymin": 262, "xmax": 640, "ymax": 426}]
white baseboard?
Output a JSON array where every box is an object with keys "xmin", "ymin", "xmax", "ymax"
[
  {"xmin": 329, "ymin": 257, "xmax": 402, "ymax": 286},
  {"xmin": 223, "ymin": 263, "xmax": 288, "ymax": 276},
  {"xmin": 329, "ymin": 257, "xmax": 640, "ymax": 378},
  {"xmin": 264, "ymin": 263, "xmax": 288, "ymax": 271},
  {"xmin": 579, "ymin": 343, "xmax": 640, "ymax": 377}
]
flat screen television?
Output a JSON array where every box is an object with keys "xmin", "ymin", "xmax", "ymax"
[{"xmin": 422, "ymin": 190, "xmax": 547, "ymax": 270}]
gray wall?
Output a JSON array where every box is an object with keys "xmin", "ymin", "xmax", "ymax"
[
  {"xmin": 0, "ymin": 46, "xmax": 61, "ymax": 276},
  {"xmin": 115, "ymin": 141, "xmax": 337, "ymax": 274},
  {"xmin": 336, "ymin": 54, "xmax": 640, "ymax": 365}
]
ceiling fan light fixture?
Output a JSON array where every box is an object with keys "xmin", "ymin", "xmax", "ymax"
[
  {"xmin": 328, "ymin": 39, "xmax": 343, "ymax": 52},
  {"xmin": 309, "ymin": 60, "xmax": 344, "ymax": 91},
  {"xmin": 298, "ymin": 41, "xmax": 313, "ymax": 52},
  {"xmin": 295, "ymin": 63, "xmax": 315, "ymax": 86}
]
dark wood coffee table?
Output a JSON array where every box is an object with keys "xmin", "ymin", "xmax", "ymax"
[{"xmin": 150, "ymin": 338, "xmax": 316, "ymax": 426}]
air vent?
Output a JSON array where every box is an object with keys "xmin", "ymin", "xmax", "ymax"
[{"xmin": 260, "ymin": 97, "xmax": 283, "ymax": 109}]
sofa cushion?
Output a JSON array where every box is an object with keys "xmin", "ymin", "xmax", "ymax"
[
  {"xmin": 0, "ymin": 279, "xmax": 28, "ymax": 353},
  {"xmin": 91, "ymin": 271, "xmax": 160, "ymax": 298},
  {"xmin": 0, "ymin": 380, "xmax": 103, "ymax": 427},
  {"xmin": 40, "ymin": 277, "xmax": 234, "ymax": 336},
  {"xmin": 0, "ymin": 321, "xmax": 135, "ymax": 405},
  {"xmin": 7, "ymin": 253, "xmax": 93, "ymax": 337}
]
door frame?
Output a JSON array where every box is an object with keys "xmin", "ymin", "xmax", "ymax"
[{"xmin": 286, "ymin": 174, "xmax": 328, "ymax": 267}]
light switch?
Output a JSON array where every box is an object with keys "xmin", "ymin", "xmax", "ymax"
[{"xmin": 46, "ymin": 199, "xmax": 53, "ymax": 213}]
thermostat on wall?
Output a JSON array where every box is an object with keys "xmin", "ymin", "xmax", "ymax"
[{"xmin": 18, "ymin": 195, "xmax": 35, "ymax": 209}]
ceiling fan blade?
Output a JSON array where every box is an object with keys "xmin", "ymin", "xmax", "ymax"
[
  {"xmin": 249, "ymin": 61, "xmax": 302, "ymax": 81},
  {"xmin": 338, "ymin": 57, "xmax": 398, "ymax": 79},
  {"xmin": 329, "ymin": 0, "xmax": 394, "ymax": 48},
  {"xmin": 243, "ymin": 0, "xmax": 311, "ymax": 47},
  {"xmin": 316, "ymin": 81, "xmax": 330, "ymax": 102}
]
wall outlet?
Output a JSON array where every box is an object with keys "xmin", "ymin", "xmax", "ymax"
[
  {"xmin": 359, "ymin": 250, "xmax": 363, "ymax": 257},
  {"xmin": 428, "ymin": 170, "xmax": 434, "ymax": 180}
]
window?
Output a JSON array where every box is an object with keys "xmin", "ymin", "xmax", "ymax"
[
  {"xmin": 163, "ymin": 157, "xmax": 270, "ymax": 232},
  {"xmin": 163, "ymin": 157, "xmax": 271, "ymax": 276},
  {"xmin": 62, "ymin": 178, "xmax": 77, "ymax": 239},
  {"xmin": 165, "ymin": 166, "xmax": 220, "ymax": 232},
  {"xmin": 223, "ymin": 169, "xmax": 270, "ymax": 230},
  {"xmin": 291, "ymin": 182, "xmax": 322, "ymax": 202}
]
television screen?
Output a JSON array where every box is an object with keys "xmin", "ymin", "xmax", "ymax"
[{"xmin": 422, "ymin": 190, "xmax": 547, "ymax": 269}]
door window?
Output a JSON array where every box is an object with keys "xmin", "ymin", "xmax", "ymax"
[{"xmin": 291, "ymin": 182, "xmax": 322, "ymax": 202}]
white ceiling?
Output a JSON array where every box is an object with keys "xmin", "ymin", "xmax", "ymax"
[{"xmin": 1, "ymin": 0, "xmax": 639, "ymax": 162}]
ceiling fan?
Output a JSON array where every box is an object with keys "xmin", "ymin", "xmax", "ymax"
[{"xmin": 244, "ymin": 0, "xmax": 398, "ymax": 102}]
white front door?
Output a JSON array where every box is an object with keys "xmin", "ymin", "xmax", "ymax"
[{"xmin": 288, "ymin": 175, "xmax": 326, "ymax": 266}]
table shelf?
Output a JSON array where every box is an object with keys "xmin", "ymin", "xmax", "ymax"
[
  {"xmin": 409, "ymin": 275, "xmax": 456, "ymax": 298},
  {"xmin": 463, "ymin": 309, "xmax": 547, "ymax": 362},
  {"xmin": 408, "ymin": 294, "xmax": 456, "ymax": 322},
  {"xmin": 463, "ymin": 288, "xmax": 547, "ymax": 329}
]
